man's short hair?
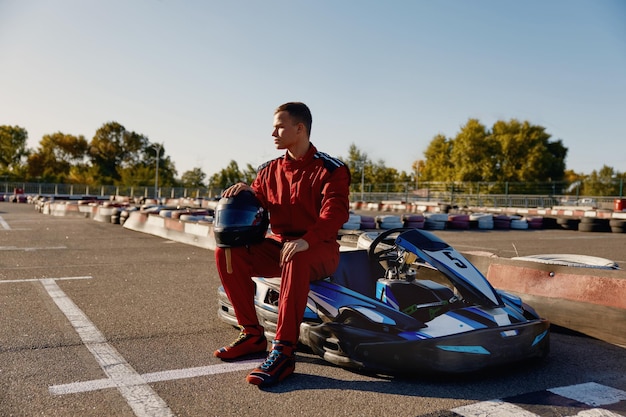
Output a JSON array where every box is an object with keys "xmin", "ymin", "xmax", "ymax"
[{"xmin": 275, "ymin": 102, "xmax": 312, "ymax": 137}]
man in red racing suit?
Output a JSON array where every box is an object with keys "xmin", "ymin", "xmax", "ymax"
[{"xmin": 213, "ymin": 102, "xmax": 350, "ymax": 387}]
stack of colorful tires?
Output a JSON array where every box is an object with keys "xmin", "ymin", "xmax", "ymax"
[
  {"xmin": 610, "ymin": 218, "xmax": 626, "ymax": 233},
  {"xmin": 424, "ymin": 213, "xmax": 448, "ymax": 230},
  {"xmin": 376, "ymin": 215, "xmax": 404, "ymax": 229},
  {"xmin": 402, "ymin": 214, "xmax": 425, "ymax": 229},
  {"xmin": 557, "ymin": 217, "xmax": 580, "ymax": 230},
  {"xmin": 119, "ymin": 207, "xmax": 137, "ymax": 226},
  {"xmin": 359, "ymin": 215, "xmax": 377, "ymax": 230},
  {"xmin": 493, "ymin": 215, "xmax": 512, "ymax": 230},
  {"xmin": 159, "ymin": 209, "xmax": 174, "ymax": 218},
  {"xmin": 447, "ymin": 214, "xmax": 470, "ymax": 230},
  {"xmin": 342, "ymin": 214, "xmax": 362, "ymax": 230},
  {"xmin": 470, "ymin": 213, "xmax": 494, "ymax": 229},
  {"xmin": 510, "ymin": 216, "xmax": 528, "ymax": 230},
  {"xmin": 111, "ymin": 208, "xmax": 121, "ymax": 224},
  {"xmin": 179, "ymin": 213, "xmax": 213, "ymax": 222},
  {"xmin": 171, "ymin": 208, "xmax": 212, "ymax": 220},
  {"xmin": 578, "ymin": 217, "xmax": 611, "ymax": 233},
  {"xmin": 526, "ymin": 216, "xmax": 544, "ymax": 229}
]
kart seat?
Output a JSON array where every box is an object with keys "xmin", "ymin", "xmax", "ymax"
[{"xmin": 330, "ymin": 249, "xmax": 377, "ymax": 298}]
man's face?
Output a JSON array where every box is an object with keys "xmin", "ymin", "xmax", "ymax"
[{"xmin": 272, "ymin": 111, "xmax": 300, "ymax": 150}]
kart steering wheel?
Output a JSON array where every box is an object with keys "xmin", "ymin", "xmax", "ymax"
[{"xmin": 367, "ymin": 227, "xmax": 413, "ymax": 270}]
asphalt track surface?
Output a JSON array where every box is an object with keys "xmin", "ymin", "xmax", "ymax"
[{"xmin": 1, "ymin": 203, "xmax": 625, "ymax": 417}]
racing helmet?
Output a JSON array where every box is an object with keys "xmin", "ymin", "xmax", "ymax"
[{"xmin": 213, "ymin": 190, "xmax": 269, "ymax": 248}]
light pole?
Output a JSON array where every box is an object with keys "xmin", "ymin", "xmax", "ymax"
[
  {"xmin": 152, "ymin": 143, "xmax": 163, "ymax": 200},
  {"xmin": 356, "ymin": 159, "xmax": 367, "ymax": 202}
]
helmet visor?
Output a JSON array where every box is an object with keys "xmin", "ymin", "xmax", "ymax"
[{"xmin": 215, "ymin": 207, "xmax": 265, "ymax": 228}]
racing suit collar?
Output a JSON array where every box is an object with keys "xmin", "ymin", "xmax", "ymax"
[{"xmin": 284, "ymin": 143, "xmax": 316, "ymax": 164}]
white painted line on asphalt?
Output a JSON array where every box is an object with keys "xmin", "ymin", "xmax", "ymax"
[
  {"xmin": 1, "ymin": 276, "xmax": 92, "ymax": 284},
  {"xmin": 50, "ymin": 360, "xmax": 261, "ymax": 395},
  {"xmin": 571, "ymin": 407, "xmax": 623, "ymax": 417},
  {"xmin": 548, "ymin": 382, "xmax": 626, "ymax": 407},
  {"xmin": 0, "ymin": 215, "xmax": 10, "ymax": 229},
  {"xmin": 0, "ymin": 245, "xmax": 67, "ymax": 251},
  {"xmin": 452, "ymin": 400, "xmax": 539, "ymax": 417},
  {"xmin": 40, "ymin": 278, "xmax": 175, "ymax": 417},
  {"xmin": 452, "ymin": 382, "xmax": 626, "ymax": 417}
]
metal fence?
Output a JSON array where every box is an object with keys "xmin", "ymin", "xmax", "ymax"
[
  {"xmin": 1, "ymin": 182, "xmax": 214, "ymax": 200},
  {"xmin": 1, "ymin": 181, "xmax": 622, "ymax": 210}
]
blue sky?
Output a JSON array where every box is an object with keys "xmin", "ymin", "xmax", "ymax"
[{"xmin": 1, "ymin": 0, "xmax": 624, "ymax": 178}]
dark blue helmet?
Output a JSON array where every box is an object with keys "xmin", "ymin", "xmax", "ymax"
[{"xmin": 213, "ymin": 190, "xmax": 269, "ymax": 248}]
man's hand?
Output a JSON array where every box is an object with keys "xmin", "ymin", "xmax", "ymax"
[
  {"xmin": 280, "ymin": 238, "xmax": 309, "ymax": 266},
  {"xmin": 222, "ymin": 182, "xmax": 253, "ymax": 198}
]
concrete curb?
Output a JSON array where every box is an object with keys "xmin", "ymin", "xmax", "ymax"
[
  {"xmin": 122, "ymin": 210, "xmax": 216, "ymax": 250},
  {"xmin": 465, "ymin": 253, "xmax": 626, "ymax": 348}
]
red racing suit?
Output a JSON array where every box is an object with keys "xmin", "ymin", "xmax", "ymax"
[{"xmin": 214, "ymin": 144, "xmax": 350, "ymax": 344}]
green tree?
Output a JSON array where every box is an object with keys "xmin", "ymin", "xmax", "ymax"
[
  {"xmin": 144, "ymin": 143, "xmax": 177, "ymax": 187},
  {"xmin": 0, "ymin": 125, "xmax": 29, "ymax": 178},
  {"xmin": 242, "ymin": 163, "xmax": 258, "ymax": 185},
  {"xmin": 449, "ymin": 119, "xmax": 496, "ymax": 181},
  {"xmin": 583, "ymin": 165, "xmax": 622, "ymax": 196},
  {"xmin": 397, "ymin": 170, "xmax": 413, "ymax": 188},
  {"xmin": 421, "ymin": 134, "xmax": 453, "ymax": 181},
  {"xmin": 372, "ymin": 161, "xmax": 401, "ymax": 192},
  {"xmin": 181, "ymin": 167, "xmax": 207, "ymax": 188},
  {"xmin": 117, "ymin": 164, "xmax": 156, "ymax": 188},
  {"xmin": 116, "ymin": 142, "xmax": 177, "ymax": 187},
  {"xmin": 87, "ymin": 122, "xmax": 177, "ymax": 187},
  {"xmin": 207, "ymin": 160, "xmax": 248, "ymax": 192},
  {"xmin": 344, "ymin": 143, "xmax": 373, "ymax": 187},
  {"xmin": 412, "ymin": 159, "xmax": 425, "ymax": 189},
  {"xmin": 491, "ymin": 119, "xmax": 564, "ymax": 183},
  {"xmin": 419, "ymin": 119, "xmax": 567, "ymax": 184},
  {"xmin": 89, "ymin": 122, "xmax": 148, "ymax": 183},
  {"xmin": 27, "ymin": 132, "xmax": 89, "ymax": 182},
  {"xmin": 67, "ymin": 164, "xmax": 99, "ymax": 185}
]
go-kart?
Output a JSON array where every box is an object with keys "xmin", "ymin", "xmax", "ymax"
[{"xmin": 217, "ymin": 228, "xmax": 550, "ymax": 375}]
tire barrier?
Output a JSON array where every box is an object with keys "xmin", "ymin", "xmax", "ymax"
[
  {"xmin": 359, "ymin": 215, "xmax": 377, "ymax": 230},
  {"xmin": 527, "ymin": 216, "xmax": 544, "ymax": 229},
  {"xmin": 342, "ymin": 214, "xmax": 362, "ymax": 230},
  {"xmin": 493, "ymin": 215, "xmax": 512, "ymax": 230},
  {"xmin": 510, "ymin": 217, "xmax": 529, "ymax": 230},
  {"xmin": 376, "ymin": 215, "xmax": 404, "ymax": 230},
  {"xmin": 579, "ymin": 217, "xmax": 611, "ymax": 233},
  {"xmin": 470, "ymin": 213, "xmax": 494, "ymax": 229},
  {"xmin": 610, "ymin": 218, "xmax": 626, "ymax": 233},
  {"xmin": 557, "ymin": 217, "xmax": 580, "ymax": 231},
  {"xmin": 447, "ymin": 214, "xmax": 470, "ymax": 230},
  {"xmin": 402, "ymin": 214, "xmax": 425, "ymax": 229},
  {"xmin": 29, "ymin": 197, "xmax": 626, "ymax": 248},
  {"xmin": 424, "ymin": 213, "xmax": 448, "ymax": 230}
]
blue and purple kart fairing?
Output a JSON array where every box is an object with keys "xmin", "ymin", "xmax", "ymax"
[{"xmin": 217, "ymin": 228, "xmax": 549, "ymax": 375}]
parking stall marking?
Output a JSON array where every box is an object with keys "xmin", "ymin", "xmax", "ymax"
[
  {"xmin": 3, "ymin": 276, "xmax": 261, "ymax": 416},
  {"xmin": 0, "ymin": 245, "xmax": 67, "ymax": 251},
  {"xmin": 5, "ymin": 277, "xmax": 626, "ymax": 416},
  {"xmin": 549, "ymin": 382, "xmax": 626, "ymax": 407},
  {"xmin": 2, "ymin": 275, "xmax": 177, "ymax": 417},
  {"xmin": 452, "ymin": 382, "xmax": 626, "ymax": 417},
  {"xmin": 37, "ymin": 277, "xmax": 175, "ymax": 417},
  {"xmin": 1, "ymin": 276, "xmax": 92, "ymax": 283},
  {"xmin": 49, "ymin": 360, "xmax": 262, "ymax": 395}
]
